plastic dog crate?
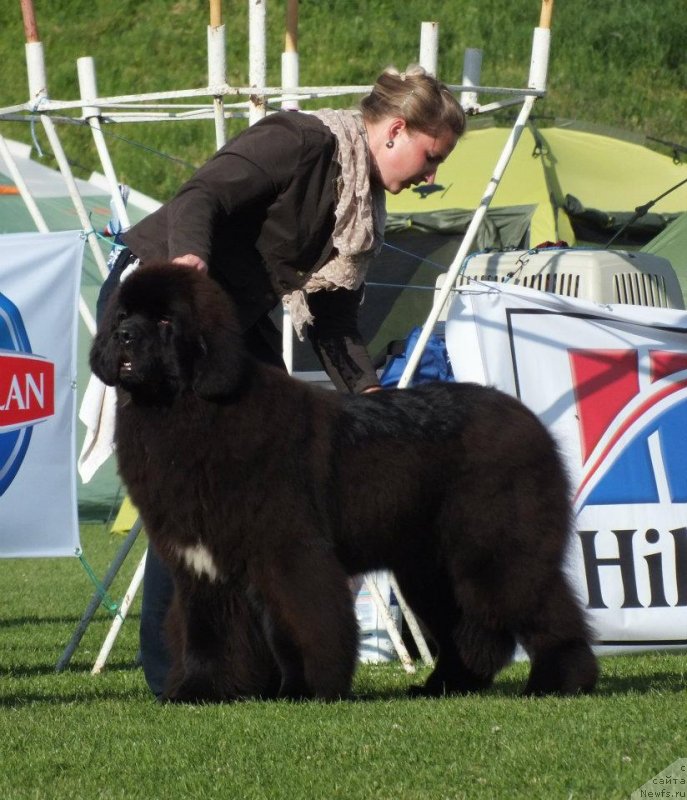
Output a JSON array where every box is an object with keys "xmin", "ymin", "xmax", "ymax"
[{"xmin": 436, "ymin": 248, "xmax": 685, "ymax": 315}]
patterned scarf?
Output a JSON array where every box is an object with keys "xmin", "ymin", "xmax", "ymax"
[{"xmin": 286, "ymin": 109, "xmax": 387, "ymax": 339}]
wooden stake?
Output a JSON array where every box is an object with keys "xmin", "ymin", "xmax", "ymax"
[
  {"xmin": 539, "ymin": 0, "xmax": 554, "ymax": 29},
  {"xmin": 20, "ymin": 0, "xmax": 40, "ymax": 42},
  {"xmin": 285, "ymin": 0, "xmax": 298, "ymax": 53},
  {"xmin": 209, "ymin": 0, "xmax": 222, "ymax": 28}
]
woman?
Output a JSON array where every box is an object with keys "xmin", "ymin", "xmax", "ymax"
[{"xmin": 103, "ymin": 64, "xmax": 465, "ymax": 696}]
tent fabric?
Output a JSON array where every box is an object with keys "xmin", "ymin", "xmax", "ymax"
[
  {"xmin": 643, "ymin": 212, "xmax": 687, "ymax": 300},
  {"xmin": 540, "ymin": 126, "xmax": 687, "ymax": 215},
  {"xmin": 385, "ymin": 125, "xmax": 573, "ymax": 247},
  {"xmin": 562, "ymin": 194, "xmax": 679, "ymax": 247},
  {"xmin": 385, "ymin": 123, "xmax": 687, "ymax": 248},
  {"xmin": 385, "ymin": 205, "xmax": 535, "ymax": 251}
]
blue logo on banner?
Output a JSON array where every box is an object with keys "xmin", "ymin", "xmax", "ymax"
[{"xmin": 586, "ymin": 401, "xmax": 687, "ymax": 506}]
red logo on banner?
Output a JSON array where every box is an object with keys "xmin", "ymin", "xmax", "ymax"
[
  {"xmin": 0, "ymin": 352, "xmax": 55, "ymax": 429},
  {"xmin": 569, "ymin": 349, "xmax": 687, "ymax": 463}
]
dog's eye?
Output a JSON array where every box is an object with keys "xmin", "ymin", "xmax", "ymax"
[
  {"xmin": 116, "ymin": 310, "xmax": 128, "ymax": 324},
  {"xmin": 158, "ymin": 317, "xmax": 173, "ymax": 335}
]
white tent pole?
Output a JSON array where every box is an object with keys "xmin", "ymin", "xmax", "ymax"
[
  {"xmin": 280, "ymin": 0, "xmax": 298, "ymax": 371},
  {"xmin": 460, "ymin": 48, "xmax": 483, "ymax": 113},
  {"xmin": 0, "ymin": 133, "xmax": 48, "ymax": 233},
  {"xmin": 419, "ymin": 22, "xmax": 439, "ymax": 76},
  {"xmin": 396, "ymin": 94, "xmax": 537, "ymax": 390},
  {"xmin": 22, "ymin": 37, "xmax": 110, "ymax": 280},
  {"xmin": 17, "ymin": 4, "xmax": 99, "ymax": 336},
  {"xmin": 282, "ymin": 303, "xmax": 294, "ymax": 374},
  {"xmin": 281, "ymin": 0, "xmax": 299, "ymax": 111},
  {"xmin": 0, "ymin": 82, "xmax": 547, "ymax": 120},
  {"xmin": 248, "ymin": 0, "xmax": 267, "ymax": 124},
  {"xmin": 77, "ymin": 57, "xmax": 131, "ymax": 233},
  {"xmin": 364, "ymin": 575, "xmax": 415, "ymax": 674},
  {"xmin": 389, "ymin": 574, "xmax": 434, "ymax": 666},
  {"xmin": 208, "ymin": 0, "xmax": 227, "ymax": 148},
  {"xmin": 396, "ymin": 0, "xmax": 553, "ymax": 389},
  {"xmin": 21, "ymin": 1, "xmax": 108, "ymax": 279},
  {"xmin": 91, "ymin": 550, "xmax": 147, "ymax": 674},
  {"xmin": 529, "ymin": 0, "xmax": 554, "ymax": 96},
  {"xmin": 39, "ymin": 115, "xmax": 109, "ymax": 281}
]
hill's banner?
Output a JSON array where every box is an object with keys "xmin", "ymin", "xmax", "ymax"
[
  {"xmin": 446, "ymin": 283, "xmax": 687, "ymax": 651},
  {"xmin": 0, "ymin": 230, "xmax": 84, "ymax": 557}
]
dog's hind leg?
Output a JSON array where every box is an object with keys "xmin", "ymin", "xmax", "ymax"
[
  {"xmin": 517, "ymin": 574, "xmax": 598, "ymax": 696},
  {"xmin": 255, "ymin": 544, "xmax": 359, "ymax": 701},
  {"xmin": 394, "ymin": 564, "xmax": 514, "ymax": 696}
]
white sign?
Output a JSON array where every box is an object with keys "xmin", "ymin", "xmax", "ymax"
[
  {"xmin": 446, "ymin": 284, "xmax": 687, "ymax": 651},
  {"xmin": 0, "ymin": 230, "xmax": 84, "ymax": 557}
]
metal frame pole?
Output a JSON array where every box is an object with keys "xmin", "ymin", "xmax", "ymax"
[{"xmin": 56, "ymin": 518, "xmax": 144, "ymax": 671}]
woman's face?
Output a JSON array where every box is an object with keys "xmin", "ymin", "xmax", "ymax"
[{"xmin": 375, "ymin": 122, "xmax": 458, "ymax": 195}]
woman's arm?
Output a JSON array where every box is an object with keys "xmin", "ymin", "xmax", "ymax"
[{"xmin": 306, "ymin": 287, "xmax": 380, "ymax": 394}]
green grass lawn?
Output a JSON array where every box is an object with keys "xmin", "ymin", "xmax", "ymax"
[{"xmin": 1, "ymin": 525, "xmax": 686, "ymax": 799}]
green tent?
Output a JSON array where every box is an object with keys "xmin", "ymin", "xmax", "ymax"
[{"xmin": 643, "ymin": 212, "xmax": 687, "ymax": 299}]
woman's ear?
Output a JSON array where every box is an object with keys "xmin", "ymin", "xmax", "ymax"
[{"xmin": 387, "ymin": 117, "xmax": 407, "ymax": 141}]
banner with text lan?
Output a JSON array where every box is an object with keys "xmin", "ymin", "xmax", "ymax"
[{"xmin": 0, "ymin": 231, "xmax": 84, "ymax": 557}]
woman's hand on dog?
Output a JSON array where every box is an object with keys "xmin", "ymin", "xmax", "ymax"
[{"xmin": 172, "ymin": 253, "xmax": 208, "ymax": 273}]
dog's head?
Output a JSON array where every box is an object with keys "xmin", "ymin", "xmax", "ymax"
[{"xmin": 90, "ymin": 264, "xmax": 246, "ymax": 401}]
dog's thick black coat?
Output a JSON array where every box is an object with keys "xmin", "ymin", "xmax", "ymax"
[{"xmin": 90, "ymin": 264, "xmax": 598, "ymax": 702}]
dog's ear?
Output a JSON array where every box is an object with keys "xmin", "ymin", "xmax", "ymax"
[
  {"xmin": 89, "ymin": 289, "xmax": 122, "ymax": 385},
  {"xmin": 192, "ymin": 327, "xmax": 246, "ymax": 399},
  {"xmin": 191, "ymin": 286, "xmax": 248, "ymax": 399}
]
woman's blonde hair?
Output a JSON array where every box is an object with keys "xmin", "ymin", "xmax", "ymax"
[{"xmin": 360, "ymin": 64, "xmax": 466, "ymax": 138}]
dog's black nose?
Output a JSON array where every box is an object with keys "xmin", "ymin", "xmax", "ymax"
[{"xmin": 116, "ymin": 325, "xmax": 134, "ymax": 346}]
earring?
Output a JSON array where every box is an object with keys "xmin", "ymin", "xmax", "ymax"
[{"xmin": 386, "ymin": 140, "xmax": 394, "ymax": 149}]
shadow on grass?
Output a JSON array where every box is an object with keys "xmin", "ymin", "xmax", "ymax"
[
  {"xmin": 3, "ymin": 658, "xmax": 685, "ymax": 709},
  {"xmin": 0, "ymin": 658, "xmax": 141, "ymax": 678},
  {"xmin": 0, "ymin": 615, "xmax": 85, "ymax": 628},
  {"xmin": 0, "ymin": 687, "xmax": 152, "ymax": 708},
  {"xmin": 592, "ymin": 670, "xmax": 687, "ymax": 695},
  {"xmin": 354, "ymin": 662, "xmax": 687, "ymax": 701},
  {"xmin": 476, "ymin": 667, "xmax": 687, "ymax": 698},
  {"xmin": 0, "ymin": 613, "xmax": 142, "ymax": 628},
  {"xmin": 3, "ymin": 672, "xmax": 685, "ymax": 709}
]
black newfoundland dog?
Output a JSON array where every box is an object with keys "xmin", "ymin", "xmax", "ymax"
[{"xmin": 91, "ymin": 263, "xmax": 598, "ymax": 702}]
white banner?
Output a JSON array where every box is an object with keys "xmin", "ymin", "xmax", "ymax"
[
  {"xmin": 446, "ymin": 283, "xmax": 687, "ymax": 652},
  {"xmin": 0, "ymin": 231, "xmax": 84, "ymax": 557}
]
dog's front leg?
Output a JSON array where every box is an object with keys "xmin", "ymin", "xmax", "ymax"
[
  {"xmin": 166, "ymin": 567, "xmax": 279, "ymax": 703},
  {"xmin": 162, "ymin": 579, "xmax": 235, "ymax": 703},
  {"xmin": 255, "ymin": 541, "xmax": 359, "ymax": 701}
]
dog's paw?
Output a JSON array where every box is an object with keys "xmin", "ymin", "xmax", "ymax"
[{"xmin": 162, "ymin": 675, "xmax": 228, "ymax": 704}]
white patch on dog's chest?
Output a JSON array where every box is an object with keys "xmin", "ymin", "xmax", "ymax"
[{"xmin": 175, "ymin": 543, "xmax": 220, "ymax": 581}]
